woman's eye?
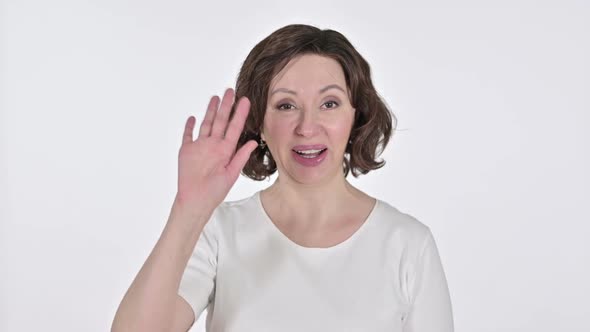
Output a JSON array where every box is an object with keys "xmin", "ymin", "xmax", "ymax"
[
  {"xmin": 276, "ymin": 101, "xmax": 339, "ymax": 111},
  {"xmin": 323, "ymin": 100, "xmax": 339, "ymax": 109},
  {"xmin": 277, "ymin": 103, "xmax": 295, "ymax": 111}
]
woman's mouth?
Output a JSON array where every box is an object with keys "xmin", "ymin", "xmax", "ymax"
[
  {"xmin": 291, "ymin": 146, "xmax": 328, "ymax": 167},
  {"xmin": 293, "ymin": 148, "xmax": 328, "ymax": 158}
]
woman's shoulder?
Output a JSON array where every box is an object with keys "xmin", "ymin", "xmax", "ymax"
[
  {"xmin": 372, "ymin": 198, "xmax": 434, "ymax": 244},
  {"xmin": 219, "ymin": 192, "xmax": 259, "ymax": 212},
  {"xmin": 207, "ymin": 191, "xmax": 261, "ymax": 225}
]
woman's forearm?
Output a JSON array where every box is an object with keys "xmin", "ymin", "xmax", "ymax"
[{"xmin": 111, "ymin": 198, "xmax": 213, "ymax": 332}]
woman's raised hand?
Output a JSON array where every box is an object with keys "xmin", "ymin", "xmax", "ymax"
[{"xmin": 175, "ymin": 88, "xmax": 258, "ymax": 214}]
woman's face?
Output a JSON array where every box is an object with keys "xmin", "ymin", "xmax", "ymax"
[{"xmin": 261, "ymin": 53, "xmax": 355, "ymax": 185}]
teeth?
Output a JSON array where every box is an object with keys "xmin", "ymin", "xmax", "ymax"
[{"xmin": 295, "ymin": 149, "xmax": 324, "ymax": 154}]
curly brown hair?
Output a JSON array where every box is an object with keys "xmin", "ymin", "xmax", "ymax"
[{"xmin": 230, "ymin": 24, "xmax": 396, "ymax": 180}]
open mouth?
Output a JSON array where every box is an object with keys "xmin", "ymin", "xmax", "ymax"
[{"xmin": 292, "ymin": 148, "xmax": 328, "ymax": 159}]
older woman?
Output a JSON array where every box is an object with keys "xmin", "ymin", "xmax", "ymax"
[{"xmin": 112, "ymin": 24, "xmax": 453, "ymax": 332}]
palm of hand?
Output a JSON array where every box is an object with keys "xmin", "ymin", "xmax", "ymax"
[{"xmin": 176, "ymin": 88, "xmax": 258, "ymax": 210}]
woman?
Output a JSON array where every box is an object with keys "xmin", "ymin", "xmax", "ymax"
[{"xmin": 112, "ymin": 24, "xmax": 454, "ymax": 332}]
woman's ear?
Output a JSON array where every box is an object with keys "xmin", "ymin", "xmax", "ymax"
[{"xmin": 260, "ymin": 131, "xmax": 266, "ymax": 141}]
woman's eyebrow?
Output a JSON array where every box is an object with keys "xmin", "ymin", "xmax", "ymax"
[{"xmin": 270, "ymin": 84, "xmax": 345, "ymax": 96}]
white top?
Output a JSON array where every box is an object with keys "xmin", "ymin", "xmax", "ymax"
[{"xmin": 178, "ymin": 191, "xmax": 454, "ymax": 332}]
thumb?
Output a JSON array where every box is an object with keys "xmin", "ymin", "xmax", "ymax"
[{"xmin": 227, "ymin": 140, "xmax": 258, "ymax": 178}]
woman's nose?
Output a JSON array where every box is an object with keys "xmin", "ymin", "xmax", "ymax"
[{"xmin": 295, "ymin": 110, "xmax": 320, "ymax": 137}]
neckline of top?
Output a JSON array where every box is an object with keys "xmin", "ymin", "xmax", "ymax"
[{"xmin": 253, "ymin": 190, "xmax": 380, "ymax": 252}]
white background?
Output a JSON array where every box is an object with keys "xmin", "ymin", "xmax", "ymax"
[{"xmin": 1, "ymin": 0, "xmax": 588, "ymax": 331}]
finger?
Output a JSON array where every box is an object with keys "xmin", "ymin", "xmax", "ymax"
[
  {"xmin": 224, "ymin": 96, "xmax": 250, "ymax": 144},
  {"xmin": 211, "ymin": 88, "xmax": 234, "ymax": 138},
  {"xmin": 182, "ymin": 116, "xmax": 196, "ymax": 145},
  {"xmin": 227, "ymin": 140, "xmax": 258, "ymax": 179},
  {"xmin": 198, "ymin": 95, "xmax": 220, "ymax": 139}
]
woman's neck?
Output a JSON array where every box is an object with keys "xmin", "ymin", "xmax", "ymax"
[{"xmin": 260, "ymin": 175, "xmax": 365, "ymax": 230}]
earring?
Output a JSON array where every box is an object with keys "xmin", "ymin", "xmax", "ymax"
[{"xmin": 259, "ymin": 139, "xmax": 267, "ymax": 149}]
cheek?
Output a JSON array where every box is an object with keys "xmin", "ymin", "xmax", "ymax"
[
  {"xmin": 326, "ymin": 119, "xmax": 354, "ymax": 143},
  {"xmin": 331, "ymin": 128, "xmax": 352, "ymax": 147},
  {"xmin": 264, "ymin": 116, "xmax": 297, "ymax": 140}
]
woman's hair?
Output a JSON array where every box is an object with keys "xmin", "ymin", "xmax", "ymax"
[{"xmin": 230, "ymin": 24, "xmax": 396, "ymax": 180}]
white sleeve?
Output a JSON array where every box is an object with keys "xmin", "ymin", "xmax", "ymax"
[
  {"xmin": 177, "ymin": 213, "xmax": 219, "ymax": 321},
  {"xmin": 404, "ymin": 230, "xmax": 454, "ymax": 332}
]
